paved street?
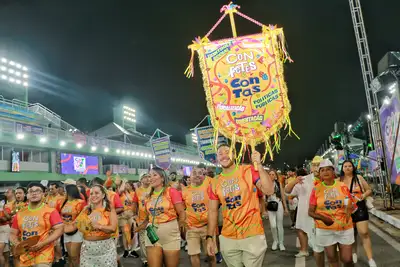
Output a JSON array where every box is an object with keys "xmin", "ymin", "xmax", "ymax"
[{"xmin": 122, "ymin": 216, "xmax": 400, "ymax": 266}]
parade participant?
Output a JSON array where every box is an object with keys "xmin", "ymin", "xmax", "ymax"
[
  {"xmin": 136, "ymin": 167, "xmax": 186, "ymax": 267},
  {"xmin": 286, "ymin": 169, "xmax": 298, "ymax": 230},
  {"xmin": 133, "ymin": 173, "xmax": 151, "ymax": 266},
  {"xmin": 76, "ymin": 185, "xmax": 118, "ymax": 267},
  {"xmin": 77, "ymin": 178, "xmax": 91, "ymax": 200},
  {"xmin": 91, "ymin": 177, "xmax": 123, "ymax": 267},
  {"xmin": 168, "ymin": 171, "xmax": 179, "ymax": 189},
  {"xmin": 60, "ymin": 184, "xmax": 86, "ymax": 267},
  {"xmin": 45, "ymin": 183, "xmax": 65, "ymax": 211},
  {"xmin": 309, "ymin": 159, "xmax": 357, "ymax": 267},
  {"xmin": 0, "ymin": 195, "xmax": 11, "ymax": 267},
  {"xmin": 5, "ymin": 188, "xmax": 16, "ymax": 211},
  {"xmin": 206, "ymin": 143, "xmax": 273, "ymax": 267},
  {"xmin": 286, "ymin": 156, "xmax": 325, "ymax": 262},
  {"xmin": 182, "ymin": 165, "xmax": 217, "ymax": 267},
  {"xmin": 340, "ymin": 160, "xmax": 376, "ymax": 267},
  {"xmin": 45, "ymin": 182, "xmax": 65, "ymax": 264},
  {"xmin": 117, "ymin": 179, "xmax": 137, "ymax": 258},
  {"xmin": 10, "ymin": 182, "xmax": 64, "ymax": 267},
  {"xmin": 12, "ymin": 187, "xmax": 28, "ymax": 267},
  {"xmin": 267, "ymin": 169, "xmax": 288, "ymax": 251}
]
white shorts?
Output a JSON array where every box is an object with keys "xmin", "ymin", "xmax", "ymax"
[
  {"xmin": 309, "ymin": 226, "xmax": 324, "ymax": 253},
  {"xmin": 315, "ymin": 228, "xmax": 354, "ymax": 248},
  {"xmin": 0, "ymin": 225, "xmax": 10, "ymax": 244},
  {"xmin": 64, "ymin": 231, "xmax": 83, "ymax": 243}
]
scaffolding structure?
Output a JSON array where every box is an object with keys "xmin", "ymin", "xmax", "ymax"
[{"xmin": 348, "ymin": 0, "xmax": 394, "ymax": 207}]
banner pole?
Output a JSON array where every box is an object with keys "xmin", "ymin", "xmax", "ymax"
[{"xmin": 228, "ymin": 10, "xmax": 238, "ymax": 38}]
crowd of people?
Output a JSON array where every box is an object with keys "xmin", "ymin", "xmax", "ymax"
[{"xmin": 0, "ymin": 144, "xmax": 379, "ymax": 267}]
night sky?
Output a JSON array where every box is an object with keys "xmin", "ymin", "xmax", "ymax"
[{"xmin": 0, "ymin": 0, "xmax": 399, "ymax": 167}]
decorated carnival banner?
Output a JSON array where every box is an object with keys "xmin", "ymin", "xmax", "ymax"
[
  {"xmin": 195, "ymin": 125, "xmax": 227, "ymax": 164},
  {"xmin": 150, "ymin": 129, "xmax": 172, "ymax": 170},
  {"xmin": 379, "ymin": 94, "xmax": 400, "ymax": 185},
  {"xmin": 185, "ymin": 2, "xmax": 297, "ymax": 162}
]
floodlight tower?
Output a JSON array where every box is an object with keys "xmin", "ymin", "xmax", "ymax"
[
  {"xmin": 0, "ymin": 57, "xmax": 29, "ymax": 106},
  {"xmin": 348, "ymin": 0, "xmax": 392, "ymax": 207}
]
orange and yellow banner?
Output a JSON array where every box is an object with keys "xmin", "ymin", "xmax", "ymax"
[{"xmin": 188, "ymin": 27, "xmax": 296, "ymax": 159}]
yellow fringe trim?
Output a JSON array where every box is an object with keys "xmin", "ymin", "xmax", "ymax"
[{"xmin": 187, "ymin": 26, "xmax": 298, "ymax": 163}]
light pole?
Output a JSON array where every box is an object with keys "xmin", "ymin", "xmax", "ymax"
[{"xmin": 0, "ymin": 57, "xmax": 29, "ymax": 106}]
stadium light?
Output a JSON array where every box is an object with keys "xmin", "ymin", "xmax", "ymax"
[
  {"xmin": 39, "ymin": 137, "xmax": 47, "ymax": 143},
  {"xmin": 76, "ymin": 143, "xmax": 83, "ymax": 149},
  {"xmin": 91, "ymin": 146, "xmax": 97, "ymax": 151},
  {"xmin": 104, "ymin": 147, "xmax": 109, "ymax": 153},
  {"xmin": 59, "ymin": 141, "xmax": 66, "ymax": 147},
  {"xmin": 0, "ymin": 57, "xmax": 29, "ymax": 105},
  {"xmin": 123, "ymin": 105, "xmax": 136, "ymax": 125},
  {"xmin": 191, "ymin": 132, "xmax": 198, "ymax": 144},
  {"xmin": 16, "ymin": 133, "xmax": 24, "ymax": 140}
]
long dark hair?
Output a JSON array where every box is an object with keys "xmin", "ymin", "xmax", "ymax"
[
  {"xmin": 148, "ymin": 167, "xmax": 168, "ymax": 198},
  {"xmin": 78, "ymin": 185, "xmax": 88, "ymax": 202},
  {"xmin": 340, "ymin": 160, "xmax": 357, "ymax": 179},
  {"xmin": 87, "ymin": 185, "xmax": 111, "ymax": 215},
  {"xmin": 61, "ymin": 185, "xmax": 82, "ymax": 210}
]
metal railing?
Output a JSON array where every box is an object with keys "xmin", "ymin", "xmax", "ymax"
[{"xmin": 0, "ymin": 119, "xmax": 200, "ymax": 160}]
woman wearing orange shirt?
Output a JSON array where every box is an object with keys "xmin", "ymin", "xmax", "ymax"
[
  {"xmin": 76, "ymin": 185, "xmax": 117, "ymax": 267},
  {"xmin": 117, "ymin": 179, "xmax": 136, "ymax": 257},
  {"xmin": 61, "ymin": 185, "xmax": 86, "ymax": 267},
  {"xmin": 137, "ymin": 167, "xmax": 186, "ymax": 267},
  {"xmin": 340, "ymin": 160, "xmax": 376, "ymax": 267},
  {"xmin": 309, "ymin": 159, "xmax": 357, "ymax": 267}
]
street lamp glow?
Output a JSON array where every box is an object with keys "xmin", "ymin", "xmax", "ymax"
[
  {"xmin": 366, "ymin": 114, "xmax": 372, "ymax": 120},
  {"xmin": 16, "ymin": 133, "xmax": 24, "ymax": 140},
  {"xmin": 348, "ymin": 124, "xmax": 352, "ymax": 129},
  {"xmin": 23, "ymin": 82, "xmax": 28, "ymax": 87},
  {"xmin": 383, "ymin": 97, "xmax": 390, "ymax": 105}
]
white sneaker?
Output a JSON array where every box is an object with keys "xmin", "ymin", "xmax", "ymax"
[
  {"xmin": 352, "ymin": 253, "xmax": 358, "ymax": 263},
  {"xmin": 295, "ymin": 251, "xmax": 309, "ymax": 258},
  {"xmin": 368, "ymin": 259, "xmax": 377, "ymax": 267},
  {"xmin": 279, "ymin": 244, "xmax": 286, "ymax": 251},
  {"xmin": 271, "ymin": 241, "xmax": 278, "ymax": 251}
]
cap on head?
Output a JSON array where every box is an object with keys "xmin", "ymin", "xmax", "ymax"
[
  {"xmin": 312, "ymin": 156, "xmax": 323, "ymax": 164},
  {"xmin": 319, "ymin": 159, "xmax": 334, "ymax": 170},
  {"xmin": 62, "ymin": 179, "xmax": 76, "ymax": 185}
]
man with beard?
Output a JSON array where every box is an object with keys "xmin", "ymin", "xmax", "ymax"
[
  {"xmin": 206, "ymin": 143, "xmax": 274, "ymax": 267},
  {"xmin": 182, "ymin": 165, "xmax": 217, "ymax": 267},
  {"xmin": 10, "ymin": 182, "xmax": 64, "ymax": 267},
  {"xmin": 285, "ymin": 156, "xmax": 325, "ymax": 266}
]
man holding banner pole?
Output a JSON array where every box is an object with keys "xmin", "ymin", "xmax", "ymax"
[{"xmin": 206, "ymin": 143, "xmax": 274, "ymax": 267}]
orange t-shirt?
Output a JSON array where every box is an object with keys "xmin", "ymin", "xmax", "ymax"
[
  {"xmin": 145, "ymin": 187, "xmax": 182, "ymax": 225},
  {"xmin": 76, "ymin": 207, "xmax": 114, "ymax": 239},
  {"xmin": 120, "ymin": 191, "xmax": 135, "ymax": 211},
  {"xmin": 182, "ymin": 177, "xmax": 212, "ymax": 228},
  {"xmin": 61, "ymin": 199, "xmax": 86, "ymax": 225},
  {"xmin": 12, "ymin": 204, "xmax": 63, "ymax": 267},
  {"xmin": 309, "ymin": 180, "xmax": 357, "ymax": 231},
  {"xmin": 45, "ymin": 194, "xmax": 65, "ymax": 212},
  {"xmin": 0, "ymin": 206, "xmax": 12, "ymax": 226},
  {"xmin": 208, "ymin": 165, "xmax": 264, "ymax": 239},
  {"xmin": 133, "ymin": 187, "xmax": 151, "ymax": 224}
]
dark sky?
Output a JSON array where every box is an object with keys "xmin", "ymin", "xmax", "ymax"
[{"xmin": 0, "ymin": 0, "xmax": 399, "ymax": 167}]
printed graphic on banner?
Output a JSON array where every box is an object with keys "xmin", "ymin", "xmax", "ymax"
[
  {"xmin": 15, "ymin": 122, "xmax": 44, "ymax": 135},
  {"xmin": 195, "ymin": 125, "xmax": 227, "ymax": 164},
  {"xmin": 379, "ymin": 95, "xmax": 400, "ymax": 185},
  {"xmin": 151, "ymin": 136, "xmax": 172, "ymax": 170}
]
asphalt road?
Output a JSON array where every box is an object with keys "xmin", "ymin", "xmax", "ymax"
[{"xmin": 121, "ymin": 216, "xmax": 400, "ymax": 266}]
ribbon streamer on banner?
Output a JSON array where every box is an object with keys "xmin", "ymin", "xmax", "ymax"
[{"xmin": 185, "ymin": 2, "xmax": 298, "ymax": 165}]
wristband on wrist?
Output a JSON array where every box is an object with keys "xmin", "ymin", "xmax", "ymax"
[{"xmin": 206, "ymin": 235, "xmax": 213, "ymax": 240}]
